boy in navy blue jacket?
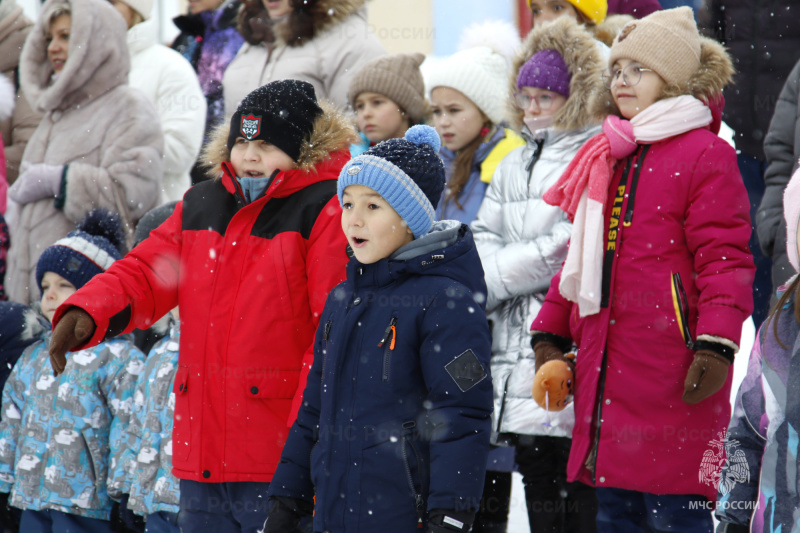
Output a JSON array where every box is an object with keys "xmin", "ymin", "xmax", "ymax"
[{"xmin": 265, "ymin": 125, "xmax": 493, "ymax": 533}]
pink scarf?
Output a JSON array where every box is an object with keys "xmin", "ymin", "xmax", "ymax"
[{"xmin": 543, "ymin": 96, "xmax": 713, "ymax": 316}]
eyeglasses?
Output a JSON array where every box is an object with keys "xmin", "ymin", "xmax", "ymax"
[
  {"xmin": 602, "ymin": 64, "xmax": 654, "ymax": 89},
  {"xmin": 514, "ymin": 92, "xmax": 558, "ymax": 110}
]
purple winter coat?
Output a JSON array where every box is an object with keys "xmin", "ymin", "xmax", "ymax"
[{"xmin": 172, "ymin": 0, "xmax": 244, "ymax": 138}]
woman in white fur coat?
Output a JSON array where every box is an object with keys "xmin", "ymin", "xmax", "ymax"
[
  {"xmin": 6, "ymin": 0, "xmax": 163, "ymax": 306},
  {"xmin": 109, "ymin": 0, "xmax": 206, "ymax": 203}
]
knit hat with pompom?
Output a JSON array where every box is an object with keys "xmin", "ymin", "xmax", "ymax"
[
  {"xmin": 36, "ymin": 208, "xmax": 126, "ymax": 292},
  {"xmin": 337, "ymin": 125, "xmax": 445, "ymax": 238}
]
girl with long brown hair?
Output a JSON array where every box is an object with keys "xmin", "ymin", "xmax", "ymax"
[{"xmin": 427, "ymin": 46, "xmax": 525, "ymax": 225}]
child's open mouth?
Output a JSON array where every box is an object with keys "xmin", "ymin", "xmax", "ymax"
[
  {"xmin": 352, "ymin": 237, "xmax": 367, "ymax": 247},
  {"xmin": 245, "ymin": 171, "xmax": 264, "ymax": 178}
]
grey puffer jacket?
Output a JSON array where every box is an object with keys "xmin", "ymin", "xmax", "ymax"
[
  {"xmin": 756, "ymin": 58, "xmax": 800, "ymax": 298},
  {"xmin": 471, "ymin": 17, "xmax": 605, "ymax": 439}
]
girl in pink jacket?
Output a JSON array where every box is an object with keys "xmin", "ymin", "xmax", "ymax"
[{"xmin": 532, "ymin": 7, "xmax": 755, "ymax": 532}]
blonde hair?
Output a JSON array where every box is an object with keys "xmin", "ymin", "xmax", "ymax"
[
  {"xmin": 43, "ymin": 1, "xmax": 71, "ymax": 32},
  {"xmin": 129, "ymin": 9, "xmax": 144, "ymax": 27}
]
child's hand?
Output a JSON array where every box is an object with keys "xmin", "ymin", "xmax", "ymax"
[
  {"xmin": 261, "ymin": 497, "xmax": 312, "ymax": 533},
  {"xmin": 49, "ymin": 307, "xmax": 96, "ymax": 376},
  {"xmin": 682, "ymin": 349, "xmax": 731, "ymax": 404}
]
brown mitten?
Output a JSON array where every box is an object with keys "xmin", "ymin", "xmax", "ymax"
[
  {"xmin": 49, "ymin": 307, "xmax": 96, "ymax": 376},
  {"xmin": 682, "ymin": 348, "xmax": 731, "ymax": 405}
]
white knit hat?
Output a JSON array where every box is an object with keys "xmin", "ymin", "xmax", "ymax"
[
  {"xmin": 426, "ymin": 46, "xmax": 509, "ymax": 125},
  {"xmin": 120, "ymin": 0, "xmax": 152, "ymax": 19}
]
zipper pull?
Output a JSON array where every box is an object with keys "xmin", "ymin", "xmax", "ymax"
[
  {"xmin": 377, "ymin": 317, "xmax": 398, "ymax": 347},
  {"xmin": 323, "ymin": 320, "xmax": 332, "ymax": 347},
  {"xmin": 416, "ymin": 495, "xmax": 425, "ymax": 529}
]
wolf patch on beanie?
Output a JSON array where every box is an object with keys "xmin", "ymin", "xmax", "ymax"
[
  {"xmin": 227, "ymin": 80, "xmax": 323, "ymax": 162},
  {"xmin": 338, "ymin": 125, "xmax": 446, "ymax": 238},
  {"xmin": 36, "ymin": 209, "xmax": 126, "ymax": 292}
]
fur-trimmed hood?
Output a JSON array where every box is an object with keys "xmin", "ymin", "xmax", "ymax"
[
  {"xmin": 0, "ymin": 3, "xmax": 34, "ymax": 73},
  {"xmin": 202, "ymin": 100, "xmax": 358, "ymax": 178},
  {"xmin": 590, "ymin": 14, "xmax": 633, "ymax": 47},
  {"xmin": 20, "ymin": 0, "xmax": 130, "ymax": 113},
  {"xmin": 592, "ymin": 33, "xmax": 734, "ymax": 119},
  {"xmin": 509, "ymin": 17, "xmax": 606, "ymax": 132},
  {"xmin": 274, "ymin": 0, "xmax": 368, "ymax": 47}
]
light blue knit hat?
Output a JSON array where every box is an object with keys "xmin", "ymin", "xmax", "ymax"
[{"xmin": 337, "ymin": 125, "xmax": 445, "ymax": 238}]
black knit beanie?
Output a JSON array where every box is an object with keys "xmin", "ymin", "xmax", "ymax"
[{"xmin": 227, "ymin": 79, "xmax": 323, "ymax": 161}]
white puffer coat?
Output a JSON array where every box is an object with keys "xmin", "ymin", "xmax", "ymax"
[
  {"xmin": 127, "ymin": 19, "xmax": 205, "ymax": 203},
  {"xmin": 471, "ymin": 17, "xmax": 605, "ymax": 438}
]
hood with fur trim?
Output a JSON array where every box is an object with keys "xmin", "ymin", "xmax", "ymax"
[
  {"xmin": 274, "ymin": 0, "xmax": 368, "ymax": 47},
  {"xmin": 20, "ymin": 0, "xmax": 130, "ymax": 113},
  {"xmin": 592, "ymin": 34, "xmax": 734, "ymax": 120},
  {"xmin": 590, "ymin": 14, "xmax": 633, "ymax": 47},
  {"xmin": 509, "ymin": 17, "xmax": 605, "ymax": 132},
  {"xmin": 201, "ymin": 100, "xmax": 358, "ymax": 178}
]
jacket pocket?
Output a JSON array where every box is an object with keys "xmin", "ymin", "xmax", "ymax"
[
  {"xmin": 321, "ymin": 319, "xmax": 333, "ymax": 381},
  {"xmin": 241, "ymin": 369, "xmax": 301, "ymax": 466},
  {"xmin": 378, "ymin": 316, "xmax": 398, "ymax": 382},
  {"xmin": 70, "ymin": 427, "xmax": 102, "ymax": 510},
  {"xmin": 171, "ymin": 366, "xmax": 191, "ymax": 461},
  {"xmin": 359, "ymin": 423, "xmax": 427, "ymax": 529},
  {"xmin": 401, "ymin": 429, "xmax": 426, "ymax": 528}
]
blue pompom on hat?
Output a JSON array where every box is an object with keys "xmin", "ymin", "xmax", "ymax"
[
  {"xmin": 36, "ymin": 209, "xmax": 126, "ymax": 293},
  {"xmin": 337, "ymin": 125, "xmax": 445, "ymax": 238}
]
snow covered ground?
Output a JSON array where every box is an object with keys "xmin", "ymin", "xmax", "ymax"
[{"xmin": 506, "ymin": 317, "xmax": 758, "ymax": 532}]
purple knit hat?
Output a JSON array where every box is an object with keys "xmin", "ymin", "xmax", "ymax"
[{"xmin": 516, "ymin": 49, "xmax": 571, "ymax": 98}]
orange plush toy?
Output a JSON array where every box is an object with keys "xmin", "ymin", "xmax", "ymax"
[{"xmin": 532, "ymin": 356, "xmax": 575, "ymax": 412}]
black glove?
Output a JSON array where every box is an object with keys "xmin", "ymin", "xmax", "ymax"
[
  {"xmin": 262, "ymin": 497, "xmax": 313, "ymax": 533},
  {"xmin": 427, "ymin": 509, "xmax": 474, "ymax": 533}
]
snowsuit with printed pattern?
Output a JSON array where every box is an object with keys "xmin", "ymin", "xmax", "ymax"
[{"xmin": 0, "ymin": 334, "xmax": 144, "ymax": 519}]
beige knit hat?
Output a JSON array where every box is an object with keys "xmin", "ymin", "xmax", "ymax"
[
  {"xmin": 348, "ymin": 53, "xmax": 428, "ymax": 124},
  {"xmin": 608, "ymin": 6, "xmax": 701, "ymax": 87}
]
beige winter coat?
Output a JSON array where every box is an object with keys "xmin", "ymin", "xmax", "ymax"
[
  {"xmin": 0, "ymin": 0, "xmax": 42, "ymax": 185},
  {"xmin": 6, "ymin": 0, "xmax": 163, "ymax": 305},
  {"xmin": 222, "ymin": 0, "xmax": 385, "ymax": 116}
]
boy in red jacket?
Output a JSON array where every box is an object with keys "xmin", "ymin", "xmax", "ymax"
[{"xmin": 47, "ymin": 80, "xmax": 356, "ymax": 532}]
